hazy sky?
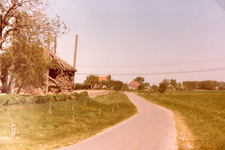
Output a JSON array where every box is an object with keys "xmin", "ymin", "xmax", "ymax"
[{"xmin": 51, "ymin": 0, "xmax": 225, "ymax": 85}]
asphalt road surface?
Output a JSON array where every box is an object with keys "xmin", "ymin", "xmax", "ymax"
[{"xmin": 60, "ymin": 92, "xmax": 177, "ymax": 150}]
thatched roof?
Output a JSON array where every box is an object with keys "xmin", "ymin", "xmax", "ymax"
[{"xmin": 49, "ymin": 51, "xmax": 77, "ymax": 73}]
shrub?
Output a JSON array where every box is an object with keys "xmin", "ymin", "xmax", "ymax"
[
  {"xmin": 159, "ymin": 83, "xmax": 167, "ymax": 93},
  {"xmin": 113, "ymin": 85, "xmax": 121, "ymax": 91},
  {"xmin": 55, "ymin": 94, "xmax": 71, "ymax": 101}
]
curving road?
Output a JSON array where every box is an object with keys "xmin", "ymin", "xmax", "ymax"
[{"xmin": 60, "ymin": 92, "xmax": 177, "ymax": 150}]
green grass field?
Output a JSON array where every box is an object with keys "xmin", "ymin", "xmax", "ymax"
[
  {"xmin": 139, "ymin": 91, "xmax": 225, "ymax": 150},
  {"xmin": 0, "ymin": 92, "xmax": 137, "ymax": 150}
]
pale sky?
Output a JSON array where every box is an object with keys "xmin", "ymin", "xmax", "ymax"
[{"xmin": 51, "ymin": 0, "xmax": 225, "ymax": 85}]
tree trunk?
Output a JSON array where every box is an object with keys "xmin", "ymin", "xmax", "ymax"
[
  {"xmin": 7, "ymin": 79, "xmax": 12, "ymax": 94},
  {"xmin": 0, "ymin": 16, "xmax": 3, "ymax": 50},
  {"xmin": 0, "ymin": 39, "xmax": 3, "ymax": 50},
  {"xmin": 16, "ymin": 83, "xmax": 24, "ymax": 94}
]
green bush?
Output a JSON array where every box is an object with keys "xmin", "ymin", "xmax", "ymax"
[
  {"xmin": 32, "ymin": 95, "xmax": 51, "ymax": 104},
  {"xmin": 113, "ymin": 85, "xmax": 121, "ymax": 91},
  {"xmin": 81, "ymin": 91, "xmax": 88, "ymax": 97},
  {"xmin": 158, "ymin": 82, "xmax": 167, "ymax": 93},
  {"xmin": 55, "ymin": 94, "xmax": 71, "ymax": 101},
  {"xmin": 71, "ymin": 91, "xmax": 89, "ymax": 100},
  {"xmin": 0, "ymin": 93, "xmax": 74, "ymax": 106}
]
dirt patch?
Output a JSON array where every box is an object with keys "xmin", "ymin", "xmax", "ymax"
[{"xmin": 173, "ymin": 111, "xmax": 195, "ymax": 150}]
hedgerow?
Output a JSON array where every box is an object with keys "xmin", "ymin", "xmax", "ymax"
[{"xmin": 0, "ymin": 92, "xmax": 83, "ymax": 106}]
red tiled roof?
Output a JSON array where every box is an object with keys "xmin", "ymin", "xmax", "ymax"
[
  {"xmin": 128, "ymin": 81, "xmax": 140, "ymax": 90},
  {"xmin": 99, "ymin": 76, "xmax": 107, "ymax": 81}
]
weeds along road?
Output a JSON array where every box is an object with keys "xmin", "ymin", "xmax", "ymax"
[{"xmin": 60, "ymin": 92, "xmax": 177, "ymax": 150}]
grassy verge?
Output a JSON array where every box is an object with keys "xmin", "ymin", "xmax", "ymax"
[
  {"xmin": 138, "ymin": 91, "xmax": 225, "ymax": 150},
  {"xmin": 0, "ymin": 92, "xmax": 137, "ymax": 150}
]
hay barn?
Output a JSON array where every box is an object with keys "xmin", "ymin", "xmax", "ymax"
[{"xmin": 48, "ymin": 51, "xmax": 77, "ymax": 93}]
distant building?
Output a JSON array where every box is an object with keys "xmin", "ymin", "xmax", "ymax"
[
  {"xmin": 167, "ymin": 84, "xmax": 175, "ymax": 90},
  {"xmin": 98, "ymin": 76, "xmax": 108, "ymax": 89},
  {"xmin": 128, "ymin": 81, "xmax": 140, "ymax": 90},
  {"xmin": 99, "ymin": 76, "xmax": 107, "ymax": 82}
]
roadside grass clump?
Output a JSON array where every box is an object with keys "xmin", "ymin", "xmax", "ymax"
[
  {"xmin": 139, "ymin": 91, "xmax": 225, "ymax": 150},
  {"xmin": 0, "ymin": 91, "xmax": 137, "ymax": 150}
]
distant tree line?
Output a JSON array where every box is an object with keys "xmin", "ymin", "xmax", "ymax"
[
  {"xmin": 150, "ymin": 79, "xmax": 225, "ymax": 94},
  {"xmin": 75, "ymin": 75, "xmax": 152, "ymax": 91},
  {"xmin": 183, "ymin": 80, "xmax": 225, "ymax": 90}
]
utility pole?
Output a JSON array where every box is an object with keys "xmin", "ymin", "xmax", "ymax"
[
  {"xmin": 73, "ymin": 34, "xmax": 78, "ymax": 90},
  {"xmin": 46, "ymin": 32, "xmax": 50, "ymax": 94},
  {"xmin": 73, "ymin": 34, "xmax": 78, "ymax": 68}
]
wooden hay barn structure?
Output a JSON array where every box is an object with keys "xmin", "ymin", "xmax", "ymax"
[{"xmin": 48, "ymin": 51, "xmax": 77, "ymax": 93}]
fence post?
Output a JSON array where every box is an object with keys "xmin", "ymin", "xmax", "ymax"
[
  {"xmin": 49, "ymin": 100, "xmax": 52, "ymax": 115},
  {"xmin": 12, "ymin": 124, "xmax": 16, "ymax": 138},
  {"xmin": 99, "ymin": 109, "xmax": 101, "ymax": 115},
  {"xmin": 72, "ymin": 115, "xmax": 75, "ymax": 123},
  {"xmin": 49, "ymin": 107, "xmax": 52, "ymax": 115}
]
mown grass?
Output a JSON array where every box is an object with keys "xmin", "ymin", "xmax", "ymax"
[
  {"xmin": 138, "ymin": 91, "xmax": 225, "ymax": 150},
  {"xmin": 0, "ymin": 92, "xmax": 137, "ymax": 150}
]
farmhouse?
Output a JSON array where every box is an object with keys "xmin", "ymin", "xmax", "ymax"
[
  {"xmin": 128, "ymin": 81, "xmax": 140, "ymax": 90},
  {"xmin": 167, "ymin": 84, "xmax": 175, "ymax": 90}
]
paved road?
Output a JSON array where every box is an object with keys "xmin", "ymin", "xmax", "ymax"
[{"xmin": 60, "ymin": 93, "xmax": 177, "ymax": 150}]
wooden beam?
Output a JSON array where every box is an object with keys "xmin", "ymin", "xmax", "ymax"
[
  {"xmin": 46, "ymin": 75, "xmax": 60, "ymax": 86},
  {"xmin": 54, "ymin": 36, "xmax": 57, "ymax": 54}
]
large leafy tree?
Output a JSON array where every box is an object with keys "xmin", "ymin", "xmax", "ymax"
[
  {"xmin": 1, "ymin": 0, "xmax": 42, "ymax": 49},
  {"xmin": 84, "ymin": 75, "xmax": 99, "ymax": 89},
  {"xmin": 158, "ymin": 82, "xmax": 167, "ymax": 93},
  {"xmin": 182, "ymin": 81, "xmax": 198, "ymax": 90},
  {"xmin": 0, "ymin": 0, "xmax": 68, "ymax": 93},
  {"xmin": 162, "ymin": 78, "xmax": 170, "ymax": 86},
  {"xmin": 150, "ymin": 84, "xmax": 158, "ymax": 93},
  {"xmin": 170, "ymin": 79, "xmax": 177, "ymax": 88},
  {"xmin": 134, "ymin": 76, "xmax": 145, "ymax": 85},
  {"xmin": 0, "ymin": 0, "xmax": 67, "ymax": 50},
  {"xmin": 1, "ymin": 31, "xmax": 50, "ymax": 93},
  {"xmin": 106, "ymin": 75, "xmax": 111, "ymax": 81},
  {"xmin": 198, "ymin": 80, "xmax": 219, "ymax": 90}
]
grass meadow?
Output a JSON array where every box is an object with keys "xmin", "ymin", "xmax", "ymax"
[
  {"xmin": 139, "ymin": 90, "xmax": 225, "ymax": 150},
  {"xmin": 0, "ymin": 92, "xmax": 137, "ymax": 150}
]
